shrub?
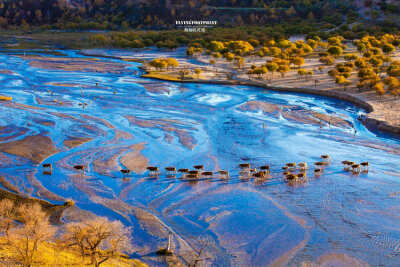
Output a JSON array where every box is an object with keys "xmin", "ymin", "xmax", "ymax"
[
  {"xmin": 344, "ymin": 54, "xmax": 358, "ymax": 61},
  {"xmin": 327, "ymin": 46, "xmax": 343, "ymax": 57},
  {"xmin": 319, "ymin": 56, "xmax": 335, "ymax": 65},
  {"xmin": 373, "ymin": 82, "xmax": 385, "ymax": 95},
  {"xmin": 0, "ymin": 95, "xmax": 12, "ymax": 101}
]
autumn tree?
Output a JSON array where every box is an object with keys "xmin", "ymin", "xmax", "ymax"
[
  {"xmin": 319, "ymin": 56, "xmax": 335, "ymax": 65},
  {"xmin": 355, "ymin": 58, "xmax": 368, "ymax": 69},
  {"xmin": 344, "ymin": 54, "xmax": 358, "ymax": 61},
  {"xmin": 369, "ymin": 56, "xmax": 383, "ymax": 69},
  {"xmin": 62, "ymin": 217, "xmax": 133, "ymax": 267},
  {"xmin": 166, "ymin": 58, "xmax": 179, "ymax": 69},
  {"xmin": 187, "ymin": 47, "xmax": 195, "ymax": 56},
  {"xmin": 227, "ymin": 41, "xmax": 254, "ymax": 56},
  {"xmin": 269, "ymin": 47, "xmax": 281, "ymax": 57},
  {"xmin": 384, "ymin": 76, "xmax": 400, "ymax": 89},
  {"xmin": 278, "ymin": 39, "xmax": 292, "ymax": 49},
  {"xmin": 384, "ymin": 76, "xmax": 400, "ymax": 95},
  {"xmin": 297, "ymin": 69, "xmax": 308, "ymax": 80},
  {"xmin": 235, "ymin": 56, "xmax": 245, "ymax": 69},
  {"xmin": 327, "ymin": 36, "xmax": 343, "ymax": 47},
  {"xmin": 306, "ymin": 39, "xmax": 318, "ymax": 49},
  {"xmin": 179, "ymin": 69, "xmax": 190, "ymax": 80},
  {"xmin": 149, "ymin": 58, "xmax": 178, "ymax": 71},
  {"xmin": 194, "ymin": 68, "xmax": 202, "ymax": 79},
  {"xmin": 253, "ymin": 66, "xmax": 268, "ymax": 79},
  {"xmin": 212, "ymin": 52, "xmax": 222, "ymax": 61},
  {"xmin": 278, "ymin": 64, "xmax": 290, "ymax": 77},
  {"xmin": 387, "ymin": 61, "xmax": 400, "ymax": 76},
  {"xmin": 209, "ymin": 41, "xmax": 225, "ymax": 52},
  {"xmin": 149, "ymin": 58, "xmax": 167, "ymax": 70},
  {"xmin": 373, "ymin": 82, "xmax": 385, "ymax": 96},
  {"xmin": 291, "ymin": 57, "xmax": 305, "ymax": 68},
  {"xmin": 266, "ymin": 61, "xmax": 278, "ymax": 78},
  {"xmin": 209, "ymin": 59, "xmax": 216, "ymax": 72},
  {"xmin": 327, "ymin": 46, "xmax": 343, "ymax": 57},
  {"xmin": 0, "ymin": 199, "xmax": 15, "ymax": 238},
  {"xmin": 224, "ymin": 52, "xmax": 235, "ymax": 62},
  {"xmin": 7, "ymin": 203, "xmax": 56, "ymax": 267},
  {"xmin": 382, "ymin": 43, "xmax": 395, "ymax": 54},
  {"xmin": 248, "ymin": 39, "xmax": 260, "ymax": 47},
  {"xmin": 335, "ymin": 75, "xmax": 351, "ymax": 91}
]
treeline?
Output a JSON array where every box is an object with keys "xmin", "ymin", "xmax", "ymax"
[
  {"xmin": 0, "ymin": 0, "xmax": 398, "ymax": 31},
  {"xmin": 184, "ymin": 32, "xmax": 400, "ymax": 97},
  {"xmin": 86, "ymin": 23, "xmax": 400, "ymax": 51}
]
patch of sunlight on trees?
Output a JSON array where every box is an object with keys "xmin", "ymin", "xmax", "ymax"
[{"xmin": 0, "ymin": 199, "xmax": 147, "ymax": 267}]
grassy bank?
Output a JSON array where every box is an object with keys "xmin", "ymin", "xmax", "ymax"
[
  {"xmin": 0, "ymin": 237, "xmax": 147, "ymax": 267},
  {"xmin": 142, "ymin": 72, "xmax": 184, "ymax": 82}
]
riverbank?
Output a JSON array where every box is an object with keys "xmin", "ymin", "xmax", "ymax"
[
  {"xmin": 142, "ymin": 72, "xmax": 400, "ymax": 134},
  {"xmin": 136, "ymin": 53, "xmax": 400, "ymax": 138}
]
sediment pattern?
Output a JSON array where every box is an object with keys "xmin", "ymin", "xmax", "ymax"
[{"xmin": 0, "ymin": 50, "xmax": 398, "ymax": 266}]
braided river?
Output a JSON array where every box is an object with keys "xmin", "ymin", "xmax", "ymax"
[{"xmin": 0, "ymin": 49, "xmax": 399, "ymax": 266}]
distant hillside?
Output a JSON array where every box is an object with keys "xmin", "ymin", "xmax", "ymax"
[{"xmin": 0, "ymin": 0, "xmax": 399, "ymax": 31}]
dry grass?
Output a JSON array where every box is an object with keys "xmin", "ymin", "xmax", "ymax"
[
  {"xmin": 142, "ymin": 72, "xmax": 182, "ymax": 81},
  {"xmin": 0, "ymin": 238, "xmax": 147, "ymax": 267}
]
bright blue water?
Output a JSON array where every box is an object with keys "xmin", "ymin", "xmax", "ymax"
[{"xmin": 0, "ymin": 49, "xmax": 399, "ymax": 266}]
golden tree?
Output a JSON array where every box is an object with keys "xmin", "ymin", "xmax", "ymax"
[
  {"xmin": 327, "ymin": 46, "xmax": 343, "ymax": 57},
  {"xmin": 0, "ymin": 199, "xmax": 15, "ymax": 238},
  {"xmin": 62, "ymin": 217, "xmax": 133, "ymax": 267},
  {"xmin": 335, "ymin": 75, "xmax": 351, "ymax": 91},
  {"xmin": 373, "ymin": 82, "xmax": 385, "ymax": 96},
  {"xmin": 7, "ymin": 203, "xmax": 56, "ymax": 267},
  {"xmin": 291, "ymin": 56, "xmax": 305, "ymax": 69},
  {"xmin": 194, "ymin": 68, "xmax": 202, "ymax": 79}
]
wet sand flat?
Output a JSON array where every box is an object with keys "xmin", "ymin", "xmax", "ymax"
[
  {"xmin": 120, "ymin": 143, "xmax": 149, "ymax": 174},
  {"xmin": 0, "ymin": 135, "xmax": 59, "ymax": 163},
  {"xmin": 0, "ymin": 50, "xmax": 398, "ymax": 266}
]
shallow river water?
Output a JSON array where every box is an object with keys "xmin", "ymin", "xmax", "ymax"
[{"xmin": 0, "ymin": 49, "xmax": 399, "ymax": 266}]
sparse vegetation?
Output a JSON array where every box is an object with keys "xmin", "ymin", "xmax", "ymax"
[
  {"xmin": 0, "ymin": 95, "xmax": 12, "ymax": 101},
  {"xmin": 0, "ymin": 199, "xmax": 145, "ymax": 267}
]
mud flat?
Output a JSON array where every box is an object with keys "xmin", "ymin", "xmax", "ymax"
[
  {"xmin": 298, "ymin": 253, "xmax": 369, "ymax": 267},
  {"xmin": 239, "ymin": 100, "xmax": 281, "ymax": 116},
  {"xmin": 0, "ymin": 125, "xmax": 29, "ymax": 142},
  {"xmin": 24, "ymin": 55, "xmax": 130, "ymax": 74},
  {"xmin": 0, "ymin": 135, "xmax": 59, "ymax": 163},
  {"xmin": 120, "ymin": 143, "xmax": 149, "ymax": 174},
  {"xmin": 240, "ymin": 100, "xmax": 352, "ymax": 128},
  {"xmin": 63, "ymin": 137, "xmax": 93, "ymax": 149},
  {"xmin": 137, "ymin": 80, "xmax": 172, "ymax": 94},
  {"xmin": 125, "ymin": 115, "xmax": 197, "ymax": 150},
  {"xmin": 93, "ymin": 146, "xmax": 129, "ymax": 176}
]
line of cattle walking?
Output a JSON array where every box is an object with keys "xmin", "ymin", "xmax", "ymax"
[{"xmin": 41, "ymin": 155, "xmax": 370, "ymax": 183}]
